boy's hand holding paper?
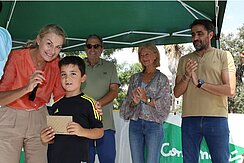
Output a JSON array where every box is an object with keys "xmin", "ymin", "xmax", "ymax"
[{"xmin": 47, "ymin": 116, "xmax": 73, "ymax": 135}]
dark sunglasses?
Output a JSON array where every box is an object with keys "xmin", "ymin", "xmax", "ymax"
[{"xmin": 86, "ymin": 44, "xmax": 102, "ymax": 49}]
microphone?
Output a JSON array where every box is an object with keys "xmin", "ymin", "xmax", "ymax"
[{"xmin": 28, "ymin": 84, "xmax": 39, "ymax": 101}]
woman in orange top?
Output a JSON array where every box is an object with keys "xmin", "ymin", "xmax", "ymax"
[{"xmin": 0, "ymin": 24, "xmax": 65, "ymax": 163}]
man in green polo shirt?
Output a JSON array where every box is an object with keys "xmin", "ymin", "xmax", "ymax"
[{"xmin": 82, "ymin": 34, "xmax": 120, "ymax": 163}]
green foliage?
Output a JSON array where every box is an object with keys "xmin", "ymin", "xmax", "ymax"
[
  {"xmin": 63, "ymin": 51, "xmax": 81, "ymax": 57},
  {"xmin": 220, "ymin": 23, "xmax": 244, "ymax": 113},
  {"xmin": 117, "ymin": 63, "xmax": 142, "ymax": 86},
  {"xmin": 103, "ymin": 49, "xmax": 119, "ymax": 59},
  {"xmin": 114, "ymin": 62, "xmax": 142, "ymax": 109},
  {"xmin": 102, "ymin": 49, "xmax": 122, "ymax": 65}
]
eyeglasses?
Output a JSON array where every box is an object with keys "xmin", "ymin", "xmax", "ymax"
[{"xmin": 86, "ymin": 44, "xmax": 102, "ymax": 49}]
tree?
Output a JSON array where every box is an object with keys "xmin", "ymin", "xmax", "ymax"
[
  {"xmin": 220, "ymin": 23, "xmax": 244, "ymax": 113},
  {"xmin": 114, "ymin": 62, "xmax": 142, "ymax": 109}
]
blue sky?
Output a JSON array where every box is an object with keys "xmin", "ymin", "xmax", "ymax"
[{"xmin": 222, "ymin": 0, "xmax": 244, "ymax": 34}]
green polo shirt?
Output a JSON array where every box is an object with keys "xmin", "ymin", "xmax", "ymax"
[{"xmin": 82, "ymin": 58, "xmax": 120, "ymax": 130}]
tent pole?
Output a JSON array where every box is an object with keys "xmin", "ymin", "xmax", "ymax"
[
  {"xmin": 215, "ymin": 0, "xmax": 220, "ymax": 49},
  {"xmin": 6, "ymin": 0, "xmax": 17, "ymax": 29}
]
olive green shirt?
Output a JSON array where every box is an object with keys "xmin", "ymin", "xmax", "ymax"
[
  {"xmin": 176, "ymin": 48, "xmax": 236, "ymax": 117},
  {"xmin": 82, "ymin": 58, "xmax": 120, "ymax": 130}
]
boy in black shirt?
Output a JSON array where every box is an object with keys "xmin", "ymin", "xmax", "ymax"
[{"xmin": 41, "ymin": 56, "xmax": 103, "ymax": 163}]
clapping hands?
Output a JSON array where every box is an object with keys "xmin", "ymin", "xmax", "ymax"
[
  {"xmin": 131, "ymin": 87, "xmax": 147, "ymax": 104},
  {"xmin": 185, "ymin": 59, "xmax": 198, "ymax": 85}
]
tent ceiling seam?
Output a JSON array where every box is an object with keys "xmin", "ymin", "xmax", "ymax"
[
  {"xmin": 11, "ymin": 28, "xmax": 190, "ymax": 50},
  {"xmin": 12, "ymin": 40, "xmax": 26, "ymax": 44},
  {"xmin": 178, "ymin": 0, "xmax": 211, "ymax": 20},
  {"xmin": 172, "ymin": 29, "xmax": 191, "ymax": 34},
  {"xmin": 6, "ymin": 0, "xmax": 17, "ymax": 29},
  {"xmin": 172, "ymin": 34, "xmax": 191, "ymax": 37},
  {"xmin": 131, "ymin": 31, "xmax": 169, "ymax": 35},
  {"xmin": 132, "ymin": 34, "xmax": 170, "ymax": 45},
  {"xmin": 103, "ymin": 31, "xmax": 132, "ymax": 40},
  {"xmin": 66, "ymin": 38, "xmax": 86, "ymax": 41},
  {"xmin": 178, "ymin": 0, "xmax": 198, "ymax": 19}
]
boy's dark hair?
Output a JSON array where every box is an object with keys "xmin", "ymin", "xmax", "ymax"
[
  {"xmin": 190, "ymin": 19, "xmax": 215, "ymax": 34},
  {"xmin": 85, "ymin": 34, "xmax": 103, "ymax": 47},
  {"xmin": 59, "ymin": 56, "xmax": 86, "ymax": 76}
]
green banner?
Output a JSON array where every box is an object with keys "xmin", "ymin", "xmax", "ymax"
[
  {"xmin": 20, "ymin": 113, "xmax": 244, "ymax": 163},
  {"xmin": 160, "ymin": 122, "xmax": 244, "ymax": 163}
]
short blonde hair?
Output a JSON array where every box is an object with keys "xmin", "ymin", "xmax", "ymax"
[{"xmin": 138, "ymin": 43, "xmax": 160, "ymax": 70}]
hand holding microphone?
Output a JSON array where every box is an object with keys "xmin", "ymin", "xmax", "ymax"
[
  {"xmin": 28, "ymin": 84, "xmax": 39, "ymax": 101},
  {"xmin": 27, "ymin": 70, "xmax": 46, "ymax": 101}
]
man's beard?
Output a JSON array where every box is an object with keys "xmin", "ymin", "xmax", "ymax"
[{"xmin": 193, "ymin": 40, "xmax": 208, "ymax": 51}]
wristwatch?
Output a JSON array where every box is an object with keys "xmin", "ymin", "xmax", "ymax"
[
  {"xmin": 145, "ymin": 97, "xmax": 152, "ymax": 104},
  {"xmin": 197, "ymin": 79, "xmax": 205, "ymax": 88}
]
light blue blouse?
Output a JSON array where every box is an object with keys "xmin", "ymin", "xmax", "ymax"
[{"xmin": 0, "ymin": 27, "xmax": 12, "ymax": 79}]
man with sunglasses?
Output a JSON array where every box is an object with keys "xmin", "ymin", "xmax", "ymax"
[{"xmin": 82, "ymin": 34, "xmax": 120, "ymax": 163}]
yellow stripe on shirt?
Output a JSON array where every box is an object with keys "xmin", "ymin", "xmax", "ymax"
[{"xmin": 81, "ymin": 94, "xmax": 102, "ymax": 121}]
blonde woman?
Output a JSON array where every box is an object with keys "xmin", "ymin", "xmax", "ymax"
[
  {"xmin": 0, "ymin": 24, "xmax": 66, "ymax": 163},
  {"xmin": 120, "ymin": 43, "xmax": 171, "ymax": 163}
]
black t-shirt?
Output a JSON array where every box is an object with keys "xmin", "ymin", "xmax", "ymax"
[{"xmin": 48, "ymin": 93, "xmax": 103, "ymax": 163}]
